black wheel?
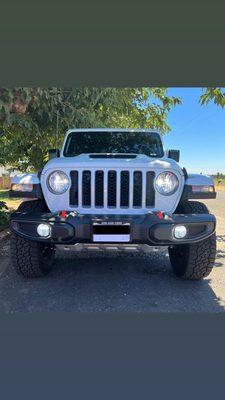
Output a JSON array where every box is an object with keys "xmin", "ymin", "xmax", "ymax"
[
  {"xmin": 10, "ymin": 200, "xmax": 55, "ymax": 278},
  {"xmin": 168, "ymin": 201, "xmax": 216, "ymax": 280}
]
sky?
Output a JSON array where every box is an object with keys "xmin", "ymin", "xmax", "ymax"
[{"xmin": 161, "ymin": 88, "xmax": 225, "ymax": 175}]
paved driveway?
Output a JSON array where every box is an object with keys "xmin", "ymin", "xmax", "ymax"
[{"xmin": 0, "ymin": 192, "xmax": 224, "ymax": 312}]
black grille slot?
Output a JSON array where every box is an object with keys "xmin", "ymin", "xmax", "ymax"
[
  {"xmin": 146, "ymin": 171, "xmax": 155, "ymax": 206},
  {"xmin": 69, "ymin": 171, "xmax": 78, "ymax": 206},
  {"xmin": 120, "ymin": 171, "xmax": 130, "ymax": 207},
  {"xmin": 82, "ymin": 171, "xmax": 91, "ymax": 206},
  {"xmin": 95, "ymin": 171, "xmax": 104, "ymax": 207},
  {"xmin": 108, "ymin": 171, "xmax": 117, "ymax": 207},
  {"xmin": 133, "ymin": 171, "xmax": 142, "ymax": 207}
]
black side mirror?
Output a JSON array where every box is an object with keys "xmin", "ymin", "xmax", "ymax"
[
  {"xmin": 168, "ymin": 149, "xmax": 180, "ymax": 162},
  {"xmin": 48, "ymin": 149, "xmax": 60, "ymax": 160}
]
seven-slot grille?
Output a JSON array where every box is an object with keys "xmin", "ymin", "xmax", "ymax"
[{"xmin": 69, "ymin": 170, "xmax": 155, "ymax": 209}]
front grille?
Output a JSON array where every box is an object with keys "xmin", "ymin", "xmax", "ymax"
[{"xmin": 69, "ymin": 169, "xmax": 155, "ymax": 209}]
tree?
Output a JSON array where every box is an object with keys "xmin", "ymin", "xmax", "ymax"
[
  {"xmin": 0, "ymin": 88, "xmax": 181, "ymax": 171},
  {"xmin": 200, "ymin": 88, "xmax": 225, "ymax": 108}
]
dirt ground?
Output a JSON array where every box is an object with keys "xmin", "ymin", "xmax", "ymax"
[{"xmin": 0, "ymin": 192, "xmax": 224, "ymax": 313}]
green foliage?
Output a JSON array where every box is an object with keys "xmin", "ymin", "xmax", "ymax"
[
  {"xmin": 0, "ymin": 201, "xmax": 8, "ymax": 229},
  {"xmin": 200, "ymin": 88, "xmax": 225, "ymax": 108},
  {"xmin": 214, "ymin": 172, "xmax": 225, "ymax": 180},
  {"xmin": 0, "ymin": 88, "xmax": 181, "ymax": 171}
]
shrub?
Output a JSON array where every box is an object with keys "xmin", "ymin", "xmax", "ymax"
[{"xmin": 0, "ymin": 201, "xmax": 9, "ymax": 230}]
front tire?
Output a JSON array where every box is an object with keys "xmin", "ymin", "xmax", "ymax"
[
  {"xmin": 169, "ymin": 201, "xmax": 216, "ymax": 280},
  {"xmin": 10, "ymin": 200, "xmax": 55, "ymax": 278}
]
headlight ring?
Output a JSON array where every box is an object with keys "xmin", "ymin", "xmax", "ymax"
[
  {"xmin": 155, "ymin": 171, "xmax": 179, "ymax": 196},
  {"xmin": 47, "ymin": 170, "xmax": 70, "ymax": 194}
]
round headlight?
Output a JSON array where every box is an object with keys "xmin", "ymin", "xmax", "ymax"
[
  {"xmin": 47, "ymin": 171, "xmax": 70, "ymax": 194},
  {"xmin": 155, "ymin": 172, "xmax": 179, "ymax": 195}
]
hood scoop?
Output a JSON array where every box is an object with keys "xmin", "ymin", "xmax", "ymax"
[{"xmin": 89, "ymin": 153, "xmax": 137, "ymax": 159}]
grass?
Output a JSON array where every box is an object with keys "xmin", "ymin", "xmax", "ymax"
[
  {"xmin": 0, "ymin": 189, "xmax": 22, "ymax": 211},
  {"xmin": 214, "ymin": 178, "xmax": 225, "ymax": 191}
]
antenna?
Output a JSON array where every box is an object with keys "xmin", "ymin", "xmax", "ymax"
[{"xmin": 56, "ymin": 110, "xmax": 59, "ymax": 149}]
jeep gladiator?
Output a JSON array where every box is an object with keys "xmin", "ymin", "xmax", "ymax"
[{"xmin": 9, "ymin": 129, "xmax": 217, "ymax": 279}]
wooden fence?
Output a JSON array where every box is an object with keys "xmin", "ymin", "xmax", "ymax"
[{"xmin": 0, "ymin": 175, "xmax": 11, "ymax": 189}]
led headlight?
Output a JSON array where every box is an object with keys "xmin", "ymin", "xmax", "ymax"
[
  {"xmin": 155, "ymin": 172, "xmax": 179, "ymax": 196},
  {"xmin": 37, "ymin": 223, "xmax": 51, "ymax": 237},
  {"xmin": 47, "ymin": 171, "xmax": 70, "ymax": 194},
  {"xmin": 173, "ymin": 225, "xmax": 187, "ymax": 239}
]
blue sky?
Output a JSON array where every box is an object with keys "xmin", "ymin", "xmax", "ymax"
[{"xmin": 161, "ymin": 88, "xmax": 225, "ymax": 175}]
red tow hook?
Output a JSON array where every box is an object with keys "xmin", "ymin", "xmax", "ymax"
[
  {"xmin": 156, "ymin": 211, "xmax": 164, "ymax": 220},
  {"xmin": 60, "ymin": 210, "xmax": 67, "ymax": 219}
]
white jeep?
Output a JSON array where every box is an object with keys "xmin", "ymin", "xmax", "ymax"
[{"xmin": 10, "ymin": 129, "xmax": 217, "ymax": 279}]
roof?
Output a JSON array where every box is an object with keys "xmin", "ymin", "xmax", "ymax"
[{"xmin": 66, "ymin": 128, "xmax": 161, "ymax": 134}]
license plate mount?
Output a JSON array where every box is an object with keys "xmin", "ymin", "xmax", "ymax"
[{"xmin": 92, "ymin": 221, "xmax": 131, "ymax": 243}]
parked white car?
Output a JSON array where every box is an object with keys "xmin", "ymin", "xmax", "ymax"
[{"xmin": 10, "ymin": 129, "xmax": 216, "ymax": 279}]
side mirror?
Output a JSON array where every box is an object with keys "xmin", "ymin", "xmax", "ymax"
[
  {"xmin": 48, "ymin": 148, "xmax": 60, "ymax": 160},
  {"xmin": 168, "ymin": 149, "xmax": 180, "ymax": 162}
]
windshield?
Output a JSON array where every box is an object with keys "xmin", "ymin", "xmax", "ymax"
[{"xmin": 63, "ymin": 131, "xmax": 164, "ymax": 158}]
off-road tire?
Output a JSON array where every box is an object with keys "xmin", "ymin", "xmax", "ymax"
[
  {"xmin": 168, "ymin": 201, "xmax": 216, "ymax": 280},
  {"xmin": 11, "ymin": 200, "xmax": 55, "ymax": 278}
]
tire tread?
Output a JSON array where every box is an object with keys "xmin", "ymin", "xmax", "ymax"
[
  {"xmin": 10, "ymin": 200, "xmax": 54, "ymax": 278},
  {"xmin": 169, "ymin": 201, "xmax": 216, "ymax": 280}
]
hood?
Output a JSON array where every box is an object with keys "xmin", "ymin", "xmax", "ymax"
[{"xmin": 42, "ymin": 153, "xmax": 183, "ymax": 174}]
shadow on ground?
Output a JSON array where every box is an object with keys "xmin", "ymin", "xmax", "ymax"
[{"xmin": 0, "ymin": 247, "xmax": 224, "ymax": 313}]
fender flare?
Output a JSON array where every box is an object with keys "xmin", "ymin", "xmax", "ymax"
[
  {"xmin": 181, "ymin": 173, "xmax": 216, "ymax": 200},
  {"xmin": 10, "ymin": 173, "xmax": 43, "ymax": 199}
]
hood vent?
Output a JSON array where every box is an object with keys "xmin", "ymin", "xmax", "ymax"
[{"xmin": 89, "ymin": 153, "xmax": 137, "ymax": 159}]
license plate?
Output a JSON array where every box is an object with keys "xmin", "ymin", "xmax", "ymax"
[{"xmin": 93, "ymin": 222, "xmax": 130, "ymax": 243}]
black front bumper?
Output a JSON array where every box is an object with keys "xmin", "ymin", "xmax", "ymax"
[{"xmin": 10, "ymin": 210, "xmax": 216, "ymax": 246}]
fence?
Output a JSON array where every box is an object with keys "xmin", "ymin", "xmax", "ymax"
[{"xmin": 0, "ymin": 175, "xmax": 11, "ymax": 189}]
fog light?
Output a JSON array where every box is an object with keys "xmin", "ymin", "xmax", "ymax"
[
  {"xmin": 173, "ymin": 225, "xmax": 187, "ymax": 239},
  {"xmin": 37, "ymin": 223, "xmax": 51, "ymax": 237}
]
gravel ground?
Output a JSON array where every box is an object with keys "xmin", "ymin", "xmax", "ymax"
[{"xmin": 0, "ymin": 192, "xmax": 225, "ymax": 313}]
